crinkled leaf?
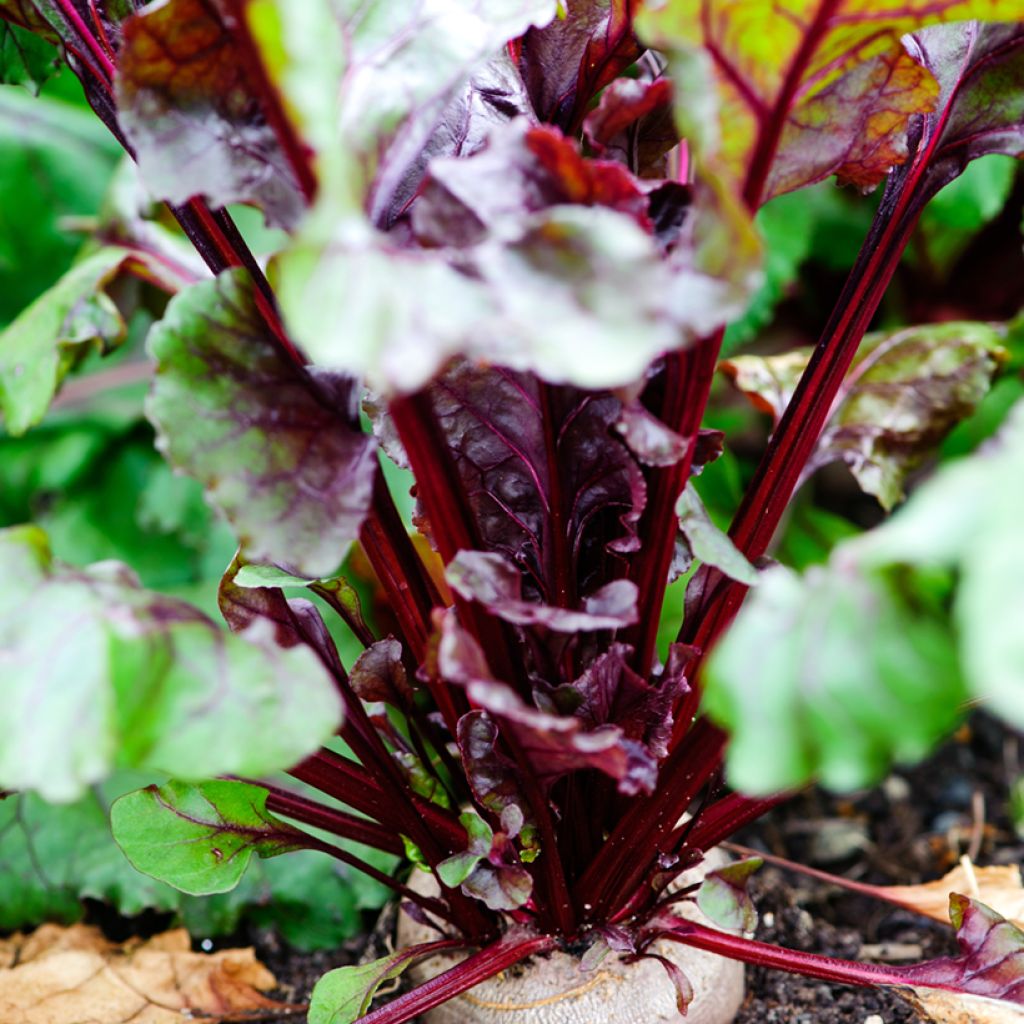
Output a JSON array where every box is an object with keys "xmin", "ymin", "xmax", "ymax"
[
  {"xmin": 308, "ymin": 943, "xmax": 459, "ymax": 1024},
  {"xmin": 278, "ymin": 115, "xmax": 760, "ymax": 394},
  {"xmin": 724, "ymin": 321, "xmax": 1006, "ymax": 509},
  {"xmin": 518, "ymin": 0, "xmax": 641, "ymax": 132},
  {"xmin": 551, "ymin": 641, "xmax": 686, "ymax": 760},
  {"xmin": 427, "ymin": 359, "xmax": 647, "ymax": 603},
  {"xmin": 1, "ymin": 249, "xmax": 139, "ymax": 436},
  {"xmin": 0, "ymin": 787, "xmax": 180, "ymax": 930},
  {"xmin": 412, "ymin": 119, "xmax": 670, "ymax": 247},
  {"xmin": 704, "ymin": 562, "xmax": 966, "ymax": 795},
  {"xmin": 457, "ymin": 712, "xmax": 537, "ymax": 854},
  {"xmin": 852, "ymin": 400, "xmax": 1024, "ymax": 733},
  {"xmin": 584, "ymin": 76, "xmax": 680, "ymax": 179},
  {"xmin": 115, "ymin": 0, "xmax": 304, "ymax": 227},
  {"xmin": 0, "ymin": 525, "xmax": 343, "ymax": 802},
  {"xmin": 896, "ymin": 896, "xmax": 1024, "ymax": 1007},
  {"xmin": 639, "ymin": 1, "xmax": 1024, "ymax": 205},
  {"xmin": 440, "ymin": 613, "xmax": 657, "ymax": 793},
  {"xmin": 111, "ymin": 780, "xmax": 305, "ymax": 896},
  {"xmin": 448, "ymin": 550, "xmax": 639, "ymax": 632},
  {"xmin": 676, "ymin": 482, "xmax": 759, "ymax": 584},
  {"xmin": 696, "ymin": 857, "xmax": 762, "ymax": 934},
  {"xmin": 350, "ymin": 638, "xmax": 412, "ymax": 705},
  {"xmin": 250, "ymin": 0, "xmax": 556, "ymax": 217},
  {"xmin": 147, "ymin": 268, "xmax": 377, "ymax": 578},
  {"xmin": 0, "ymin": 779, "xmax": 372, "ymax": 948}
]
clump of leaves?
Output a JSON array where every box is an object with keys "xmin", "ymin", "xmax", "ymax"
[{"xmin": 2, "ymin": 3, "xmax": 1024, "ymax": 1023}]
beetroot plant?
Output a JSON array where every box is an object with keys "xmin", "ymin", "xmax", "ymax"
[{"xmin": 2, "ymin": 1, "xmax": 1024, "ymax": 1021}]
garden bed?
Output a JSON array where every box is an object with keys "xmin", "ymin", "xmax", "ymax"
[{"xmin": 214, "ymin": 713, "xmax": 1019, "ymax": 1023}]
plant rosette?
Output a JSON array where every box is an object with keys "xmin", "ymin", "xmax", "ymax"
[{"xmin": 396, "ymin": 848, "xmax": 745, "ymax": 1024}]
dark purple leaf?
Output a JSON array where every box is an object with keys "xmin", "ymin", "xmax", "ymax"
[
  {"xmin": 902, "ymin": 21, "xmax": 1024, "ymax": 209},
  {"xmin": 439, "ymin": 612, "xmax": 657, "ymax": 793},
  {"xmin": 116, "ymin": 0, "xmax": 304, "ymax": 227},
  {"xmin": 517, "ymin": 0, "xmax": 641, "ymax": 132},
  {"xmin": 897, "ymin": 895, "xmax": 1024, "ymax": 1005},
  {"xmin": 584, "ymin": 76, "xmax": 680, "ymax": 179},
  {"xmin": 350, "ymin": 639, "xmax": 413, "ymax": 705},
  {"xmin": 447, "ymin": 550, "xmax": 639, "ymax": 632},
  {"xmin": 426, "ymin": 360, "xmax": 647, "ymax": 605},
  {"xmin": 147, "ymin": 268, "xmax": 378, "ymax": 578},
  {"xmin": 457, "ymin": 712, "xmax": 537, "ymax": 852},
  {"xmin": 551, "ymin": 641, "xmax": 685, "ymax": 759}
]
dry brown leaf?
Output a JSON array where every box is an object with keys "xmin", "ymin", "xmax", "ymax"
[
  {"xmin": 899, "ymin": 986, "xmax": 1024, "ymax": 1023},
  {"xmin": 884, "ymin": 858, "xmax": 1024, "ymax": 928},
  {"xmin": 0, "ymin": 922, "xmax": 287, "ymax": 1023}
]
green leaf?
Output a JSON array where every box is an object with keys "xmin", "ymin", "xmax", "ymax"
[
  {"xmin": 308, "ymin": 945, "xmax": 452, "ymax": 1024},
  {"xmin": 917, "ymin": 155, "xmax": 1018, "ymax": 274},
  {"xmin": 146, "ymin": 268, "xmax": 377, "ymax": 578},
  {"xmin": 0, "ymin": 524, "xmax": 343, "ymax": 801},
  {"xmin": 0, "ymin": 19, "xmax": 56, "ymax": 87},
  {"xmin": 704, "ymin": 563, "xmax": 965, "ymax": 795},
  {"xmin": 0, "ymin": 775, "xmax": 380, "ymax": 947},
  {"xmin": 111, "ymin": 780, "xmax": 305, "ymax": 896},
  {"xmin": 852, "ymin": 400, "xmax": 1024, "ymax": 732},
  {"xmin": 0, "ymin": 249, "xmax": 135, "ymax": 435},
  {"xmin": 0, "ymin": 786, "xmax": 179, "ymax": 930},
  {"xmin": 696, "ymin": 857, "xmax": 762, "ymax": 935},
  {"xmin": 0, "ymin": 86, "xmax": 120, "ymax": 324},
  {"xmin": 724, "ymin": 321, "xmax": 1006, "ymax": 509},
  {"xmin": 437, "ymin": 811, "xmax": 493, "ymax": 888},
  {"xmin": 676, "ymin": 482, "xmax": 759, "ymax": 585}
]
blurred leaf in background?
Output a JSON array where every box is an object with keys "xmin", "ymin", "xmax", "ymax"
[{"xmin": 0, "ymin": 74, "xmax": 121, "ymax": 325}]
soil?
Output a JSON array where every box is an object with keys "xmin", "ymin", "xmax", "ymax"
[{"xmin": 190, "ymin": 712, "xmax": 1024, "ymax": 1022}]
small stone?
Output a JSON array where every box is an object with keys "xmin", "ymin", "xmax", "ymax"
[{"xmin": 863, "ymin": 1015, "xmax": 884, "ymax": 1024}]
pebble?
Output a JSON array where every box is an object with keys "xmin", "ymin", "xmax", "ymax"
[{"xmin": 863, "ymin": 1016, "xmax": 884, "ymax": 1024}]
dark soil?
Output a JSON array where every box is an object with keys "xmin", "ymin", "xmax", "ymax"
[{"xmin": 216, "ymin": 713, "xmax": 1024, "ymax": 1022}]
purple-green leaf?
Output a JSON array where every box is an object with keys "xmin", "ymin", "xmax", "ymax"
[
  {"xmin": 0, "ymin": 525, "xmax": 343, "ymax": 803},
  {"xmin": 724, "ymin": 321, "xmax": 1006, "ymax": 509},
  {"xmin": 696, "ymin": 857, "xmax": 763, "ymax": 935},
  {"xmin": 447, "ymin": 550, "xmax": 639, "ymax": 633},
  {"xmin": 111, "ymin": 780, "xmax": 306, "ymax": 895},
  {"xmin": 439, "ymin": 612, "xmax": 657, "ymax": 793},
  {"xmin": 147, "ymin": 268, "xmax": 377, "ymax": 578},
  {"xmin": 116, "ymin": 0, "xmax": 304, "ymax": 227},
  {"xmin": 897, "ymin": 895, "xmax": 1024, "ymax": 1006}
]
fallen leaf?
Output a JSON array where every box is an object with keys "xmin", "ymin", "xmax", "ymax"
[
  {"xmin": 885, "ymin": 858, "xmax": 1024, "ymax": 929},
  {"xmin": 0, "ymin": 923, "xmax": 286, "ymax": 1023},
  {"xmin": 900, "ymin": 986, "xmax": 1024, "ymax": 1023}
]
